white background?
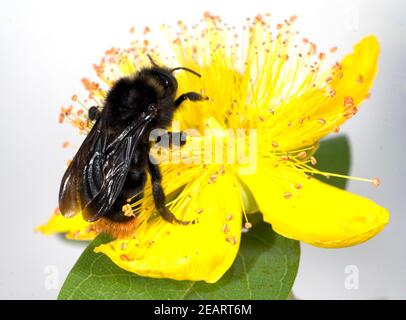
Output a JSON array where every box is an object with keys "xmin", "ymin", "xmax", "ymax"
[{"xmin": 0, "ymin": 0, "xmax": 405, "ymax": 299}]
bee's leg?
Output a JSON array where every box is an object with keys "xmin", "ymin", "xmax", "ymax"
[
  {"xmin": 88, "ymin": 106, "xmax": 101, "ymax": 121},
  {"xmin": 147, "ymin": 156, "xmax": 191, "ymax": 225},
  {"xmin": 174, "ymin": 92, "xmax": 208, "ymax": 108},
  {"xmin": 156, "ymin": 131, "xmax": 187, "ymax": 147}
]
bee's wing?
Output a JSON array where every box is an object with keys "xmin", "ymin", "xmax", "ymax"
[
  {"xmin": 58, "ymin": 119, "xmax": 107, "ymax": 219},
  {"xmin": 82, "ymin": 121, "xmax": 150, "ymax": 222},
  {"xmin": 58, "ymin": 114, "xmax": 152, "ymax": 221}
]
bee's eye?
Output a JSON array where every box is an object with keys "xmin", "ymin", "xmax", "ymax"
[{"xmin": 158, "ymin": 76, "xmax": 169, "ymax": 88}]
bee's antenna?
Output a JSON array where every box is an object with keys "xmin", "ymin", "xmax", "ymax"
[
  {"xmin": 171, "ymin": 67, "xmax": 201, "ymax": 78},
  {"xmin": 147, "ymin": 54, "xmax": 160, "ymax": 67}
]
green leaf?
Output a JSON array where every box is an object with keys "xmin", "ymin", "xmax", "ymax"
[
  {"xmin": 313, "ymin": 135, "xmax": 351, "ymax": 189},
  {"xmin": 59, "ymin": 223, "xmax": 299, "ymax": 300}
]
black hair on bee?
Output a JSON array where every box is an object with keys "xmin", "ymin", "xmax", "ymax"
[{"xmin": 58, "ymin": 58, "xmax": 207, "ymax": 238}]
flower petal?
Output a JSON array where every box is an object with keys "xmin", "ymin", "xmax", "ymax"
[
  {"xmin": 95, "ymin": 170, "xmax": 242, "ymax": 283},
  {"xmin": 239, "ymin": 163, "xmax": 389, "ymax": 248},
  {"xmin": 260, "ymin": 36, "xmax": 380, "ymax": 151},
  {"xmin": 36, "ymin": 212, "xmax": 95, "ymax": 241}
]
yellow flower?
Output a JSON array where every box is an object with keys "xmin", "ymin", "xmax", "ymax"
[{"xmin": 38, "ymin": 13, "xmax": 389, "ymax": 283}]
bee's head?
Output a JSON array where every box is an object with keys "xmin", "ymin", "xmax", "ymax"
[
  {"xmin": 142, "ymin": 55, "xmax": 202, "ymax": 99},
  {"xmin": 143, "ymin": 68, "xmax": 179, "ymax": 99}
]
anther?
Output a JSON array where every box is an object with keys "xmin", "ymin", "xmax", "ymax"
[
  {"xmin": 318, "ymin": 118, "xmax": 326, "ymax": 125},
  {"xmin": 295, "ymin": 183, "xmax": 303, "ymax": 190},
  {"xmin": 372, "ymin": 177, "xmax": 381, "ymax": 187},
  {"xmin": 62, "ymin": 141, "xmax": 70, "ymax": 149},
  {"xmin": 195, "ymin": 208, "xmax": 204, "ymax": 214},
  {"xmin": 231, "ymin": 237, "xmax": 238, "ymax": 245},
  {"xmin": 310, "ymin": 156, "xmax": 317, "ymax": 165},
  {"xmin": 297, "ymin": 151, "xmax": 307, "ymax": 159},
  {"xmin": 284, "ymin": 192, "xmax": 292, "ymax": 199},
  {"xmin": 122, "ymin": 204, "xmax": 133, "ymax": 217},
  {"xmin": 272, "ymin": 141, "xmax": 279, "ymax": 148},
  {"xmin": 244, "ymin": 222, "xmax": 253, "ymax": 229},
  {"xmin": 221, "ymin": 224, "xmax": 230, "ymax": 233},
  {"xmin": 226, "ymin": 214, "xmax": 233, "ymax": 221},
  {"xmin": 344, "ymin": 96, "xmax": 354, "ymax": 108},
  {"xmin": 208, "ymin": 174, "xmax": 217, "ymax": 184},
  {"xmin": 120, "ymin": 254, "xmax": 132, "ymax": 262}
]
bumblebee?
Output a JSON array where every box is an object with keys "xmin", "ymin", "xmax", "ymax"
[{"xmin": 59, "ymin": 58, "xmax": 206, "ymax": 238}]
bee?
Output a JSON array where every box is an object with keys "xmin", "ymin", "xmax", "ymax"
[{"xmin": 58, "ymin": 58, "xmax": 206, "ymax": 238}]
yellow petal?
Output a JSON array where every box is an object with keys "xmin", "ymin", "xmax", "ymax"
[
  {"xmin": 95, "ymin": 170, "xmax": 242, "ymax": 283},
  {"xmin": 36, "ymin": 212, "xmax": 95, "ymax": 241},
  {"xmin": 259, "ymin": 36, "xmax": 380, "ymax": 151},
  {"xmin": 239, "ymin": 163, "xmax": 389, "ymax": 248}
]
